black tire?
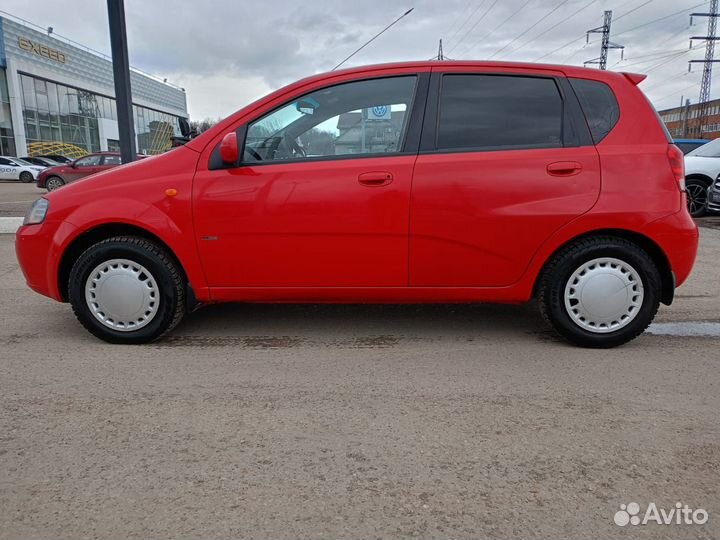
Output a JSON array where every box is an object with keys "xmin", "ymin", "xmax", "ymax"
[
  {"xmin": 538, "ymin": 236, "xmax": 662, "ymax": 348},
  {"xmin": 19, "ymin": 171, "xmax": 33, "ymax": 183},
  {"xmin": 68, "ymin": 236, "xmax": 185, "ymax": 344},
  {"xmin": 45, "ymin": 176, "xmax": 65, "ymax": 191},
  {"xmin": 686, "ymin": 178, "xmax": 709, "ymax": 217}
]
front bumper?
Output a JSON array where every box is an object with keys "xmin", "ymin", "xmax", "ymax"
[
  {"xmin": 15, "ymin": 219, "xmax": 77, "ymax": 301},
  {"xmin": 708, "ymin": 180, "xmax": 720, "ymax": 212}
]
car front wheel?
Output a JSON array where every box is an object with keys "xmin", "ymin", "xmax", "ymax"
[
  {"xmin": 45, "ymin": 176, "xmax": 65, "ymax": 191},
  {"xmin": 68, "ymin": 236, "xmax": 185, "ymax": 344},
  {"xmin": 19, "ymin": 171, "xmax": 33, "ymax": 183},
  {"xmin": 538, "ymin": 236, "xmax": 661, "ymax": 348}
]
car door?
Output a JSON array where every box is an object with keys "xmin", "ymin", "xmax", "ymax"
[
  {"xmin": 409, "ymin": 69, "xmax": 601, "ymax": 287},
  {"xmin": 193, "ymin": 73, "xmax": 428, "ymax": 288},
  {"xmin": 66, "ymin": 154, "xmax": 103, "ymax": 182},
  {"xmin": 0, "ymin": 158, "xmax": 18, "ymax": 180}
]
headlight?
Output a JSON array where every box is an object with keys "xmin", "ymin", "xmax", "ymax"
[{"xmin": 23, "ymin": 198, "xmax": 49, "ymax": 225}]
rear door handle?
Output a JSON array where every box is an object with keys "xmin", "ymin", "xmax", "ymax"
[
  {"xmin": 358, "ymin": 171, "xmax": 393, "ymax": 186},
  {"xmin": 547, "ymin": 161, "xmax": 582, "ymax": 176}
]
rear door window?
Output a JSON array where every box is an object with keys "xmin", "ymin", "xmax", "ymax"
[
  {"xmin": 436, "ymin": 74, "xmax": 564, "ymax": 151},
  {"xmin": 569, "ymin": 78, "xmax": 619, "ymax": 143}
]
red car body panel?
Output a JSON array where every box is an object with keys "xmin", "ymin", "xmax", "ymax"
[
  {"xmin": 409, "ymin": 145, "xmax": 602, "ymax": 287},
  {"xmin": 15, "ymin": 60, "xmax": 698, "ymax": 308},
  {"xmin": 193, "ymin": 155, "xmax": 415, "ymax": 287}
]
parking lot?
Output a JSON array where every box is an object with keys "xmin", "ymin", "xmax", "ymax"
[{"xmin": 1, "ymin": 182, "xmax": 719, "ymax": 539}]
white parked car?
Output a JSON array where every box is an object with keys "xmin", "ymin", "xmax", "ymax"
[
  {"xmin": 684, "ymin": 139, "xmax": 720, "ymax": 217},
  {"xmin": 0, "ymin": 156, "xmax": 46, "ymax": 183}
]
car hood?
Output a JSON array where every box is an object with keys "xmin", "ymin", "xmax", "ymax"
[
  {"xmin": 683, "ymin": 155, "xmax": 720, "ymax": 180},
  {"xmin": 41, "ymin": 164, "xmax": 70, "ymax": 175}
]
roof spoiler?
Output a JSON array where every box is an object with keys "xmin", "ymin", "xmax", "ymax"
[{"xmin": 622, "ymin": 72, "xmax": 647, "ymax": 85}]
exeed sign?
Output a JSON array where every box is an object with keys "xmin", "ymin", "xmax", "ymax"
[{"xmin": 18, "ymin": 37, "xmax": 67, "ymax": 64}]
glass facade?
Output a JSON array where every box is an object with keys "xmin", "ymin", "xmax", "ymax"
[
  {"xmin": 18, "ymin": 72, "xmax": 182, "ymax": 158},
  {"xmin": 0, "ymin": 69, "xmax": 16, "ymax": 156}
]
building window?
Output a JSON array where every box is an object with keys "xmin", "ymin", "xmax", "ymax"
[
  {"xmin": 0, "ymin": 70, "xmax": 16, "ymax": 156},
  {"xmin": 17, "ymin": 72, "xmax": 183, "ymax": 157}
]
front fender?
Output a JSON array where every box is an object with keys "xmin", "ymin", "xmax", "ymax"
[{"xmin": 57, "ymin": 198, "xmax": 209, "ymax": 301}]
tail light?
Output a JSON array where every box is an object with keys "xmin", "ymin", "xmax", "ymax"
[{"xmin": 667, "ymin": 144, "xmax": 685, "ymax": 191}]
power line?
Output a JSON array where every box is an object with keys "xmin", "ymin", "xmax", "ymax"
[
  {"xmin": 613, "ymin": 1, "xmax": 709, "ymax": 38},
  {"xmin": 508, "ymin": 0, "xmax": 599, "ymax": 56},
  {"xmin": 489, "ymin": 0, "xmax": 572, "ymax": 59},
  {"xmin": 650, "ymin": 81, "xmax": 701, "ymax": 104},
  {"xmin": 612, "ymin": 0, "xmax": 655, "ymax": 23},
  {"xmin": 447, "ymin": 0, "xmax": 500, "ymax": 54},
  {"xmin": 642, "ymin": 70, "xmax": 695, "ymax": 92},
  {"xmin": 444, "ymin": 0, "xmax": 475, "ymax": 44},
  {"xmin": 458, "ymin": 0, "xmax": 534, "ymax": 57},
  {"xmin": 615, "ymin": 48, "xmax": 688, "ymax": 66},
  {"xmin": 533, "ymin": 1, "xmax": 695, "ymax": 64},
  {"xmin": 609, "ymin": 24, "xmax": 698, "ymax": 68},
  {"xmin": 646, "ymin": 48, "xmax": 697, "ymax": 72},
  {"xmin": 535, "ymin": 34, "xmax": 587, "ymax": 62}
]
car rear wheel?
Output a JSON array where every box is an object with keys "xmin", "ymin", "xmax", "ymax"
[
  {"xmin": 19, "ymin": 171, "xmax": 33, "ymax": 183},
  {"xmin": 538, "ymin": 236, "xmax": 661, "ymax": 348},
  {"xmin": 686, "ymin": 178, "xmax": 709, "ymax": 217},
  {"xmin": 45, "ymin": 176, "xmax": 65, "ymax": 191},
  {"xmin": 68, "ymin": 236, "xmax": 185, "ymax": 344}
]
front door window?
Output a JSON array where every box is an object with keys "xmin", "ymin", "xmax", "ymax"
[{"xmin": 244, "ymin": 76, "xmax": 417, "ymax": 163}]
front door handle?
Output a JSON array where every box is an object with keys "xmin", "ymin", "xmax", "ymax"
[
  {"xmin": 358, "ymin": 171, "xmax": 393, "ymax": 186},
  {"xmin": 547, "ymin": 161, "xmax": 582, "ymax": 176}
]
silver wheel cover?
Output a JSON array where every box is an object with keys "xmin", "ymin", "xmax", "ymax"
[
  {"xmin": 46, "ymin": 178, "xmax": 63, "ymax": 190},
  {"xmin": 564, "ymin": 257, "xmax": 644, "ymax": 334},
  {"xmin": 85, "ymin": 258, "xmax": 159, "ymax": 332}
]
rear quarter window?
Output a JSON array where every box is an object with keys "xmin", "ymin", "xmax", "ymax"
[{"xmin": 569, "ymin": 78, "xmax": 619, "ymax": 143}]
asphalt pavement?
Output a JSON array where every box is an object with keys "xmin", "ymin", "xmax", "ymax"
[{"xmin": 1, "ymin": 222, "xmax": 719, "ymax": 539}]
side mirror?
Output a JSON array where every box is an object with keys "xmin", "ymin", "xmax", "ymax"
[
  {"xmin": 219, "ymin": 132, "xmax": 239, "ymax": 164},
  {"xmin": 70, "ymin": 160, "xmax": 77, "ymax": 168}
]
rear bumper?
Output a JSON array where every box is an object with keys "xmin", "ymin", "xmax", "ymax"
[
  {"xmin": 15, "ymin": 219, "xmax": 77, "ymax": 301},
  {"xmin": 642, "ymin": 209, "xmax": 699, "ymax": 288}
]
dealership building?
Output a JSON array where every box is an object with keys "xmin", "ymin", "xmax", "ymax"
[{"xmin": 0, "ymin": 13, "xmax": 188, "ymax": 159}]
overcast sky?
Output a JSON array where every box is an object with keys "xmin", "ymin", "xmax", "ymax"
[{"xmin": 1, "ymin": 0, "xmax": 713, "ymax": 119}]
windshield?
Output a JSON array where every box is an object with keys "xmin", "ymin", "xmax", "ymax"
[
  {"xmin": 687, "ymin": 137, "xmax": 720, "ymax": 157},
  {"xmin": 12, "ymin": 158, "xmax": 34, "ymax": 166}
]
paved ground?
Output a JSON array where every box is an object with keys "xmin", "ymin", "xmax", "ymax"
[
  {"xmin": 0, "ymin": 181, "xmax": 45, "ymax": 217},
  {"xmin": 1, "ymin": 225, "xmax": 719, "ymax": 539}
]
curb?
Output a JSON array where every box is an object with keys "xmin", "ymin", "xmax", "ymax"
[{"xmin": 0, "ymin": 217, "xmax": 23, "ymax": 234}]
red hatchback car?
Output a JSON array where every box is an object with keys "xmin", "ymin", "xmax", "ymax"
[
  {"xmin": 16, "ymin": 61, "xmax": 698, "ymax": 347},
  {"xmin": 36, "ymin": 152, "xmax": 134, "ymax": 192}
]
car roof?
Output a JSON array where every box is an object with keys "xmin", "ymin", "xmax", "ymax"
[{"xmin": 325, "ymin": 59, "xmax": 640, "ymax": 80}]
